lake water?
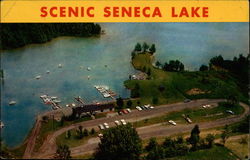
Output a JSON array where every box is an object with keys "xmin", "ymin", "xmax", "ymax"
[{"xmin": 1, "ymin": 23, "xmax": 249, "ymax": 147}]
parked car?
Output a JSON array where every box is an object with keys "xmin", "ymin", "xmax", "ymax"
[
  {"xmin": 99, "ymin": 124, "xmax": 105, "ymax": 130},
  {"xmin": 136, "ymin": 106, "xmax": 142, "ymax": 111},
  {"xmin": 144, "ymin": 104, "xmax": 150, "ymax": 109},
  {"xmin": 202, "ymin": 104, "xmax": 211, "ymax": 108},
  {"xmin": 182, "ymin": 114, "xmax": 192, "ymax": 123},
  {"xmin": 150, "ymin": 105, "xmax": 154, "ymax": 109},
  {"xmin": 120, "ymin": 119, "xmax": 127, "ymax": 125},
  {"xmin": 184, "ymin": 99, "xmax": 191, "ymax": 103},
  {"xmin": 126, "ymin": 108, "xmax": 132, "ymax": 113},
  {"xmin": 98, "ymin": 133, "xmax": 103, "ymax": 138},
  {"xmin": 168, "ymin": 120, "xmax": 177, "ymax": 126},
  {"xmin": 114, "ymin": 120, "xmax": 121, "ymax": 126},
  {"xmin": 226, "ymin": 110, "xmax": 235, "ymax": 115},
  {"xmin": 103, "ymin": 123, "xmax": 110, "ymax": 129},
  {"xmin": 141, "ymin": 106, "xmax": 147, "ymax": 110},
  {"xmin": 122, "ymin": 109, "xmax": 129, "ymax": 114},
  {"xmin": 118, "ymin": 111, "xmax": 123, "ymax": 115}
]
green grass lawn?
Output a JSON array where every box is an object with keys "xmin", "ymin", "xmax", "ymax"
[
  {"xmin": 133, "ymin": 102, "xmax": 244, "ymax": 128},
  {"xmin": 125, "ymin": 53, "xmax": 247, "ymax": 105},
  {"xmin": 169, "ymin": 145, "xmax": 238, "ymax": 160},
  {"xmin": 34, "ymin": 116, "xmax": 93, "ymax": 152},
  {"xmin": 56, "ymin": 129, "xmax": 97, "ymax": 148}
]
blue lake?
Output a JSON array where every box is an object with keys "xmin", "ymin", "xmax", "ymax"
[{"xmin": 1, "ymin": 23, "xmax": 249, "ymax": 147}]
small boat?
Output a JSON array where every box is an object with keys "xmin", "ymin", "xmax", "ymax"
[
  {"xmin": 87, "ymin": 67, "xmax": 91, "ymax": 71},
  {"xmin": 9, "ymin": 100, "xmax": 16, "ymax": 105},
  {"xmin": 46, "ymin": 70, "xmax": 50, "ymax": 74},
  {"xmin": 53, "ymin": 100, "xmax": 61, "ymax": 103},
  {"xmin": 35, "ymin": 75, "xmax": 41, "ymax": 79},
  {"xmin": 58, "ymin": 64, "xmax": 62, "ymax": 68},
  {"xmin": 87, "ymin": 76, "xmax": 90, "ymax": 80},
  {"xmin": 51, "ymin": 96, "xmax": 57, "ymax": 100},
  {"xmin": 0, "ymin": 121, "xmax": 4, "ymax": 128},
  {"xmin": 40, "ymin": 95, "xmax": 47, "ymax": 98}
]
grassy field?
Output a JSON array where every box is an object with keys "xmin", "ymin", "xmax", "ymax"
[
  {"xmin": 133, "ymin": 102, "xmax": 244, "ymax": 128},
  {"xmin": 225, "ymin": 135, "xmax": 249, "ymax": 159},
  {"xmin": 169, "ymin": 145, "xmax": 238, "ymax": 160},
  {"xmin": 33, "ymin": 116, "xmax": 93, "ymax": 152},
  {"xmin": 124, "ymin": 53, "xmax": 247, "ymax": 105},
  {"xmin": 56, "ymin": 128, "xmax": 97, "ymax": 148}
]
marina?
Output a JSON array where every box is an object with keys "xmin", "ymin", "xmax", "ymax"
[{"xmin": 94, "ymin": 85, "xmax": 117, "ymax": 99}]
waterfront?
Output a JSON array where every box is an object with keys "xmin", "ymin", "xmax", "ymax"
[{"xmin": 1, "ymin": 23, "xmax": 249, "ymax": 147}]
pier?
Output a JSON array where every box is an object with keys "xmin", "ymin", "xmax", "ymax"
[{"xmin": 74, "ymin": 96, "xmax": 85, "ymax": 104}]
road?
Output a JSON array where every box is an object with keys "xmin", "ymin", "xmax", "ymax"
[{"xmin": 25, "ymin": 99, "xmax": 249, "ymax": 158}]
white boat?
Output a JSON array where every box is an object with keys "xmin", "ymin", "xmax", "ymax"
[
  {"xmin": 103, "ymin": 93, "xmax": 111, "ymax": 98},
  {"xmin": 53, "ymin": 100, "xmax": 61, "ymax": 103},
  {"xmin": 51, "ymin": 96, "xmax": 57, "ymax": 100},
  {"xmin": 9, "ymin": 100, "xmax": 16, "ymax": 105},
  {"xmin": 87, "ymin": 76, "xmax": 90, "ymax": 79},
  {"xmin": 46, "ymin": 70, "xmax": 50, "ymax": 74},
  {"xmin": 40, "ymin": 95, "xmax": 47, "ymax": 98},
  {"xmin": 35, "ymin": 75, "xmax": 41, "ymax": 79},
  {"xmin": 0, "ymin": 121, "xmax": 4, "ymax": 128},
  {"xmin": 87, "ymin": 67, "xmax": 91, "ymax": 71},
  {"xmin": 58, "ymin": 64, "xmax": 62, "ymax": 68}
]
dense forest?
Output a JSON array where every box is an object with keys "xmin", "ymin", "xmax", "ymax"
[{"xmin": 0, "ymin": 23, "xmax": 101, "ymax": 50}]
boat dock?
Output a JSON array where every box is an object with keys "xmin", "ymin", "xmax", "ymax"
[
  {"xmin": 75, "ymin": 96, "xmax": 85, "ymax": 104},
  {"xmin": 94, "ymin": 85, "xmax": 117, "ymax": 99},
  {"xmin": 40, "ymin": 95, "xmax": 62, "ymax": 110}
]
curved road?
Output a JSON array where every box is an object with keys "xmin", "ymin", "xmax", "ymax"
[{"xmin": 26, "ymin": 99, "xmax": 249, "ymax": 158}]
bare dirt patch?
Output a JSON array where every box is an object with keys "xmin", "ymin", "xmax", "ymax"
[{"xmin": 186, "ymin": 88, "xmax": 210, "ymax": 95}]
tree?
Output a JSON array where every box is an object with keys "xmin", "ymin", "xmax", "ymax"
[
  {"xmin": 187, "ymin": 125, "xmax": 200, "ymax": 150},
  {"xmin": 149, "ymin": 44, "xmax": 156, "ymax": 54},
  {"xmin": 209, "ymin": 55, "xmax": 224, "ymax": 69},
  {"xmin": 83, "ymin": 128, "xmax": 89, "ymax": 136},
  {"xmin": 77, "ymin": 126, "xmax": 83, "ymax": 139},
  {"xmin": 221, "ymin": 125, "xmax": 230, "ymax": 145},
  {"xmin": 158, "ymin": 85, "xmax": 165, "ymax": 92},
  {"xmin": 176, "ymin": 136, "xmax": 184, "ymax": 144},
  {"xmin": 147, "ymin": 68, "xmax": 151, "ymax": 76},
  {"xmin": 131, "ymin": 83, "xmax": 140, "ymax": 98},
  {"xmin": 65, "ymin": 130, "xmax": 71, "ymax": 139},
  {"xmin": 152, "ymin": 97, "xmax": 158, "ymax": 104},
  {"xmin": 94, "ymin": 124, "xmax": 142, "ymax": 160},
  {"xmin": 155, "ymin": 61, "xmax": 161, "ymax": 68},
  {"xmin": 145, "ymin": 137, "xmax": 158, "ymax": 152},
  {"xmin": 131, "ymin": 52, "xmax": 136, "ymax": 59},
  {"xmin": 55, "ymin": 145, "xmax": 71, "ymax": 159},
  {"xmin": 146, "ymin": 145, "xmax": 164, "ymax": 160},
  {"xmin": 163, "ymin": 60, "xmax": 185, "ymax": 72},
  {"xmin": 116, "ymin": 97, "xmax": 124, "ymax": 109},
  {"xmin": 163, "ymin": 137, "xmax": 175, "ymax": 148},
  {"xmin": 134, "ymin": 43, "xmax": 142, "ymax": 52},
  {"xmin": 142, "ymin": 42, "xmax": 149, "ymax": 52},
  {"xmin": 227, "ymin": 94, "xmax": 238, "ymax": 105},
  {"xmin": 91, "ymin": 128, "xmax": 96, "ymax": 135},
  {"xmin": 205, "ymin": 134, "xmax": 215, "ymax": 148},
  {"xmin": 127, "ymin": 100, "xmax": 133, "ymax": 107},
  {"xmin": 199, "ymin": 65, "xmax": 209, "ymax": 71},
  {"xmin": 60, "ymin": 116, "xmax": 65, "ymax": 127}
]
